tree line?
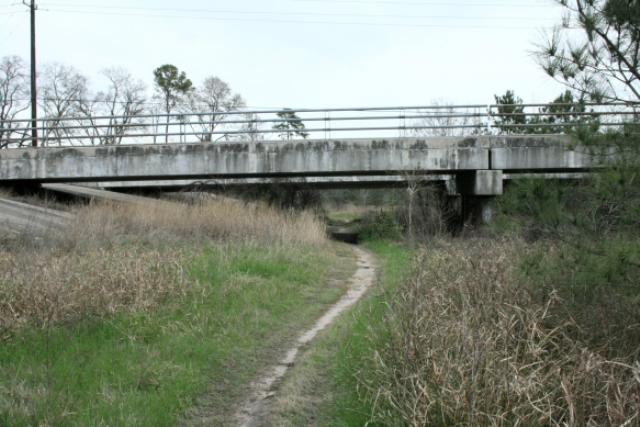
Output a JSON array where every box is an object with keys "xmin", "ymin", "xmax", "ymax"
[
  {"xmin": 0, "ymin": 58, "xmax": 250, "ymax": 147},
  {"xmin": 0, "ymin": 59, "xmax": 312, "ymax": 147},
  {"xmin": 2, "ymin": 0, "xmax": 639, "ymax": 146}
]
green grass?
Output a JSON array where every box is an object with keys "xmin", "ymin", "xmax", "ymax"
[
  {"xmin": 0, "ymin": 242, "xmax": 356, "ymax": 426},
  {"xmin": 265, "ymin": 240, "xmax": 413, "ymax": 426}
]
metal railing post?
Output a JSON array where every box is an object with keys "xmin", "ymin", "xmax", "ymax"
[{"xmin": 1, "ymin": 102, "xmax": 639, "ymax": 146}]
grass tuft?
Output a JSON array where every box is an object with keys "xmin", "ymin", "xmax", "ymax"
[
  {"xmin": 362, "ymin": 238, "xmax": 640, "ymax": 426},
  {"xmin": 68, "ymin": 197, "xmax": 326, "ymax": 247},
  {"xmin": 0, "ymin": 248, "xmax": 187, "ymax": 334},
  {"xmin": 0, "ymin": 196, "xmax": 326, "ymax": 334}
]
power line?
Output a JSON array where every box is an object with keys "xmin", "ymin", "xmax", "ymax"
[
  {"xmin": 40, "ymin": 0, "xmax": 556, "ymax": 7},
  {"xmin": 41, "ymin": 8, "xmax": 556, "ymax": 30},
  {"xmin": 16, "ymin": 98, "xmax": 175, "ymax": 106},
  {"xmin": 10, "ymin": 96, "xmax": 240, "ymax": 108},
  {"xmin": 0, "ymin": 9, "xmax": 23, "ymax": 51},
  {"xmin": 37, "ymin": 2, "xmax": 558, "ymax": 21},
  {"xmin": 0, "ymin": 9, "xmax": 27, "ymax": 14},
  {"xmin": 290, "ymin": 0, "xmax": 554, "ymax": 6}
]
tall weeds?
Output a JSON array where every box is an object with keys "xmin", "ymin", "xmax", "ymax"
[
  {"xmin": 67, "ymin": 197, "xmax": 326, "ymax": 247},
  {"xmin": 0, "ymin": 248, "xmax": 186, "ymax": 333},
  {"xmin": 363, "ymin": 239, "xmax": 640, "ymax": 426},
  {"xmin": 0, "ymin": 195, "xmax": 326, "ymax": 335}
]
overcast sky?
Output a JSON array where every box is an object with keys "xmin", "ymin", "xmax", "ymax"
[{"xmin": 0, "ymin": 0, "xmax": 567, "ymax": 109}]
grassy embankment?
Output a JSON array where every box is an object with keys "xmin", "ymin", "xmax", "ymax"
[
  {"xmin": 269, "ymin": 134, "xmax": 640, "ymax": 426},
  {"xmin": 0, "ymin": 197, "xmax": 357, "ymax": 426}
]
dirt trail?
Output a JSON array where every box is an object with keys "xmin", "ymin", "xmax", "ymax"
[{"xmin": 232, "ymin": 246, "xmax": 376, "ymax": 427}]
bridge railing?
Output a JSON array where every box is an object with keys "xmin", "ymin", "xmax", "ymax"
[{"xmin": 1, "ymin": 102, "xmax": 639, "ymax": 148}]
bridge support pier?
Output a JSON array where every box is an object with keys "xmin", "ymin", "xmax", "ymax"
[
  {"xmin": 461, "ymin": 196, "xmax": 494, "ymax": 225},
  {"xmin": 451, "ymin": 170, "xmax": 503, "ymax": 225}
]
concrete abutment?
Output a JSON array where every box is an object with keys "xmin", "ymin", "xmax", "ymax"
[{"xmin": 447, "ymin": 170, "xmax": 503, "ymax": 225}]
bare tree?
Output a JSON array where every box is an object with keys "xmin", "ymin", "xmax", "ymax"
[
  {"xmin": 0, "ymin": 56, "xmax": 30, "ymax": 148},
  {"xmin": 78, "ymin": 68, "xmax": 146, "ymax": 145},
  {"xmin": 39, "ymin": 63, "xmax": 88, "ymax": 146},
  {"xmin": 236, "ymin": 112, "xmax": 263, "ymax": 142},
  {"xmin": 413, "ymin": 101, "xmax": 483, "ymax": 137},
  {"xmin": 535, "ymin": 0, "xmax": 640, "ymax": 102},
  {"xmin": 183, "ymin": 76, "xmax": 245, "ymax": 142}
]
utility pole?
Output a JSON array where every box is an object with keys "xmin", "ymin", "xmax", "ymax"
[{"xmin": 23, "ymin": 0, "xmax": 37, "ymax": 147}]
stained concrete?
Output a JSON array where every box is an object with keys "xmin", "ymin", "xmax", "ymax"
[
  {"xmin": 0, "ymin": 138, "xmax": 490, "ymax": 182},
  {"xmin": 0, "ymin": 198, "xmax": 72, "ymax": 236},
  {"xmin": 76, "ymin": 175, "xmax": 456, "ymax": 191},
  {"xmin": 41, "ymin": 183, "xmax": 163, "ymax": 204},
  {"xmin": 0, "ymin": 136, "xmax": 596, "ymax": 182},
  {"xmin": 0, "ymin": 136, "xmax": 610, "ymax": 198}
]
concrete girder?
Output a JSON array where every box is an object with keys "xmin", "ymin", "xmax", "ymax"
[{"xmin": 0, "ymin": 137, "xmax": 491, "ymax": 183}]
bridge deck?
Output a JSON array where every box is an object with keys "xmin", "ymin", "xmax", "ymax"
[{"xmin": 0, "ymin": 136, "xmax": 597, "ymax": 186}]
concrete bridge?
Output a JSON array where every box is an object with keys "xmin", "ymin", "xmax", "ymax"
[
  {"xmin": 0, "ymin": 135, "xmax": 599, "ymax": 188},
  {"xmin": 0, "ymin": 134, "xmax": 605, "ymax": 222}
]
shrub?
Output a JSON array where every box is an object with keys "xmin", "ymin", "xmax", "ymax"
[
  {"xmin": 359, "ymin": 210, "xmax": 403, "ymax": 241},
  {"xmin": 522, "ymin": 237, "xmax": 640, "ymax": 359},
  {"xmin": 494, "ymin": 132, "xmax": 640, "ymax": 239},
  {"xmin": 362, "ymin": 239, "xmax": 640, "ymax": 426}
]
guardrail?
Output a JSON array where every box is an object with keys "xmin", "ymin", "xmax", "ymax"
[{"xmin": 1, "ymin": 102, "xmax": 639, "ymax": 148}]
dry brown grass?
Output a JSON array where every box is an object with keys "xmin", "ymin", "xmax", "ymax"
[
  {"xmin": 67, "ymin": 197, "xmax": 326, "ymax": 247},
  {"xmin": 0, "ymin": 195, "xmax": 327, "ymax": 335},
  {"xmin": 0, "ymin": 248, "xmax": 187, "ymax": 335},
  {"xmin": 363, "ymin": 238, "xmax": 640, "ymax": 426}
]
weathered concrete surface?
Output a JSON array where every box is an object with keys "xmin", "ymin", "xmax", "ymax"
[
  {"xmin": 489, "ymin": 135, "xmax": 603, "ymax": 170},
  {"xmin": 453, "ymin": 170, "xmax": 504, "ymax": 196},
  {"xmin": 42, "ymin": 183, "xmax": 163, "ymax": 204},
  {"xmin": 1, "ymin": 137, "xmax": 498, "ymax": 182},
  {"xmin": 77, "ymin": 172, "xmax": 592, "ymax": 192},
  {"xmin": 0, "ymin": 198, "xmax": 72, "ymax": 236},
  {"xmin": 473, "ymin": 170, "xmax": 504, "ymax": 196},
  {"xmin": 0, "ymin": 136, "xmax": 606, "ymax": 195},
  {"xmin": 502, "ymin": 172, "xmax": 590, "ymax": 180},
  {"xmin": 78, "ymin": 175, "xmax": 456, "ymax": 191}
]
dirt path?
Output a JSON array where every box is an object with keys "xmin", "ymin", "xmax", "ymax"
[{"xmin": 232, "ymin": 246, "xmax": 376, "ymax": 427}]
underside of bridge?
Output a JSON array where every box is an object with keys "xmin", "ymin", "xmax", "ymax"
[
  {"xmin": 0, "ymin": 135, "xmax": 596, "ymax": 182},
  {"xmin": 0, "ymin": 135, "xmax": 606, "ymax": 224}
]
